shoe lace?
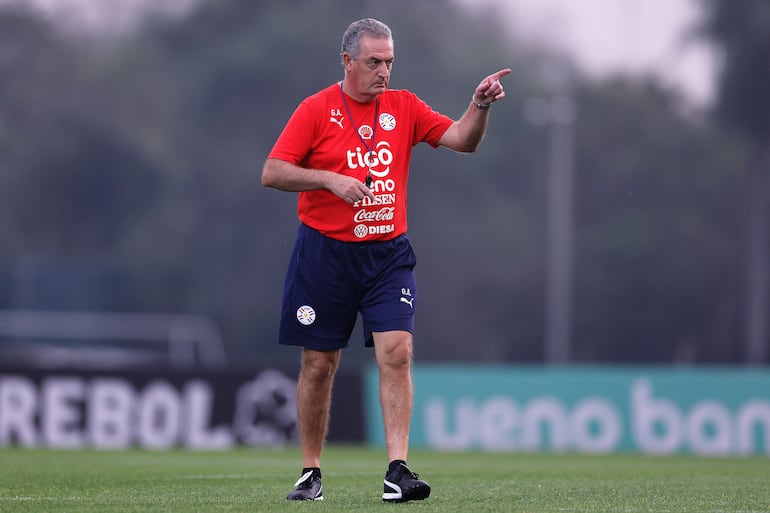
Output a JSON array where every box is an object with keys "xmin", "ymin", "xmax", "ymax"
[{"xmin": 397, "ymin": 464, "xmax": 420, "ymax": 480}]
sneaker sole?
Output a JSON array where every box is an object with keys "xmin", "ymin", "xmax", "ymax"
[
  {"xmin": 382, "ymin": 485, "xmax": 430, "ymax": 503},
  {"xmin": 286, "ymin": 496, "xmax": 324, "ymax": 501}
]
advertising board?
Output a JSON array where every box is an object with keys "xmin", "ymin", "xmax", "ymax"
[{"xmin": 365, "ymin": 366, "xmax": 770, "ymax": 456}]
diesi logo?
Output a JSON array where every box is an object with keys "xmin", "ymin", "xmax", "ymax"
[{"xmin": 346, "ymin": 141, "xmax": 393, "ymax": 178}]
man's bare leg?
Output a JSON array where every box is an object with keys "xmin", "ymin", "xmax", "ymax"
[
  {"xmin": 373, "ymin": 330, "xmax": 413, "ymax": 462},
  {"xmin": 374, "ymin": 330, "xmax": 430, "ymax": 502},
  {"xmin": 296, "ymin": 348, "xmax": 341, "ymax": 467}
]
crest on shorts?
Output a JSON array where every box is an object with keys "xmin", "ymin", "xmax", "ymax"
[{"xmin": 296, "ymin": 305, "xmax": 316, "ymax": 326}]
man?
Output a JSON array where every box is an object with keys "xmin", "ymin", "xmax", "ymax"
[{"xmin": 262, "ymin": 18, "xmax": 509, "ymax": 503}]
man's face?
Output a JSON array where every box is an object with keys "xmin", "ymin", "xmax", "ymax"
[{"xmin": 345, "ymin": 34, "xmax": 394, "ymax": 101}]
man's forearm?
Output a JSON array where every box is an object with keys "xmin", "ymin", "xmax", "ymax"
[
  {"xmin": 457, "ymin": 100, "xmax": 491, "ymax": 151},
  {"xmin": 261, "ymin": 158, "xmax": 332, "ymax": 192},
  {"xmin": 439, "ymin": 101, "xmax": 490, "ymax": 153}
]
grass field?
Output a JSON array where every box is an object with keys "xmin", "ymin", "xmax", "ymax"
[{"xmin": 0, "ymin": 446, "xmax": 768, "ymax": 513}]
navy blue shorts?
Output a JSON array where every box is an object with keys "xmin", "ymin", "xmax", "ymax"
[{"xmin": 278, "ymin": 223, "xmax": 417, "ymax": 351}]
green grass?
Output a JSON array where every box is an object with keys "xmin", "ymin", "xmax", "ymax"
[{"xmin": 0, "ymin": 446, "xmax": 768, "ymax": 512}]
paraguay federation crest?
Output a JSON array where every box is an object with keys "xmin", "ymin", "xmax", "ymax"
[
  {"xmin": 379, "ymin": 112, "xmax": 396, "ymax": 131},
  {"xmin": 296, "ymin": 305, "xmax": 316, "ymax": 326}
]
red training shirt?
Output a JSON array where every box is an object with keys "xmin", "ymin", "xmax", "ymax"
[{"xmin": 268, "ymin": 82, "xmax": 453, "ymax": 242}]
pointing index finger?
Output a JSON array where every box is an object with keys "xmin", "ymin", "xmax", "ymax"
[{"xmin": 490, "ymin": 68, "xmax": 512, "ymax": 81}]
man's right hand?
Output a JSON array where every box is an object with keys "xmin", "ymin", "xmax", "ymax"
[
  {"xmin": 262, "ymin": 158, "xmax": 375, "ymax": 204},
  {"xmin": 325, "ymin": 173, "xmax": 377, "ymax": 204}
]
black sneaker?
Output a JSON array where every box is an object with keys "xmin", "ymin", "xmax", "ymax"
[
  {"xmin": 382, "ymin": 462, "xmax": 430, "ymax": 503},
  {"xmin": 286, "ymin": 470, "xmax": 323, "ymax": 501}
]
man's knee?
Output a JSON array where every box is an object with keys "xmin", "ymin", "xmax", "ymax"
[
  {"xmin": 375, "ymin": 331, "xmax": 413, "ymax": 369},
  {"xmin": 301, "ymin": 348, "xmax": 340, "ymax": 383}
]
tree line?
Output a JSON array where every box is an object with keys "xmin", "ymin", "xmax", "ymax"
[{"xmin": 0, "ymin": 0, "xmax": 766, "ymax": 367}]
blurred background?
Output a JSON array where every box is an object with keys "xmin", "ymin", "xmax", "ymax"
[{"xmin": 0, "ymin": 0, "xmax": 767, "ymax": 371}]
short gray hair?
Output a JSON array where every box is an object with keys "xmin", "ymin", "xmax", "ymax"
[{"xmin": 340, "ymin": 18, "xmax": 392, "ymax": 61}]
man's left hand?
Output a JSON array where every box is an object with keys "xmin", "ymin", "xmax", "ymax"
[{"xmin": 474, "ymin": 68, "xmax": 512, "ymax": 105}]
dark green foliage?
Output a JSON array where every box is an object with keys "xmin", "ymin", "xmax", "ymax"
[{"xmin": 0, "ymin": 0, "xmax": 760, "ymax": 365}]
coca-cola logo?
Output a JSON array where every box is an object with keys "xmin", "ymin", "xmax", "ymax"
[{"xmin": 353, "ymin": 207, "xmax": 395, "ymax": 223}]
